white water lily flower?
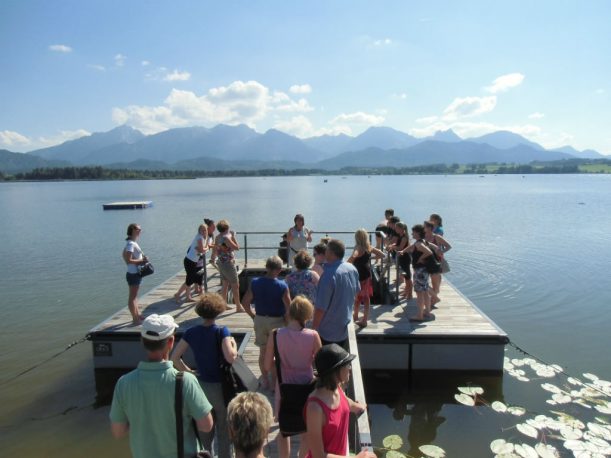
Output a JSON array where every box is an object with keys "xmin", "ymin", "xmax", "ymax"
[
  {"xmin": 517, "ymin": 423, "xmax": 539, "ymax": 439},
  {"xmin": 514, "ymin": 443, "xmax": 538, "ymax": 458},
  {"xmin": 583, "ymin": 373, "xmax": 599, "ymax": 382},
  {"xmin": 382, "ymin": 435, "xmax": 403, "ymax": 450},
  {"xmin": 587, "ymin": 422, "xmax": 611, "ymax": 440},
  {"xmin": 454, "ymin": 393, "xmax": 475, "ymax": 406},
  {"xmin": 560, "ymin": 427, "xmax": 583, "ymax": 440},
  {"xmin": 492, "ymin": 401, "xmax": 508, "ymax": 413},
  {"xmin": 534, "ymin": 442, "xmax": 559, "ymax": 457},
  {"xmin": 458, "ymin": 386, "xmax": 484, "ymax": 396},
  {"xmin": 491, "ymin": 439, "xmax": 514, "ymax": 454},
  {"xmin": 507, "ymin": 406, "xmax": 527, "ymax": 416},
  {"xmin": 418, "ymin": 444, "xmax": 446, "ymax": 457},
  {"xmin": 552, "ymin": 393, "xmax": 572, "ymax": 404},
  {"xmin": 541, "ymin": 383, "xmax": 562, "ymax": 394}
]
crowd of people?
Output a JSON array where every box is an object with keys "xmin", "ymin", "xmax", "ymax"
[{"xmin": 116, "ymin": 210, "xmax": 451, "ymax": 457}]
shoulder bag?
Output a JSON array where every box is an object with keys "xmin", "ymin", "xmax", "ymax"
[
  {"xmin": 174, "ymin": 372, "xmax": 211, "ymax": 458},
  {"xmin": 138, "ymin": 256, "xmax": 155, "ymax": 277},
  {"xmin": 216, "ymin": 327, "xmax": 246, "ymax": 406},
  {"xmin": 273, "ymin": 329, "xmax": 316, "ymax": 437}
]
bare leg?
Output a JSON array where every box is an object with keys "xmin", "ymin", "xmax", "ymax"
[
  {"xmin": 173, "ymin": 282, "xmax": 188, "ymax": 303},
  {"xmin": 258, "ymin": 346, "xmax": 269, "ymax": 389},
  {"xmin": 297, "ymin": 433, "xmax": 308, "ymax": 458},
  {"xmin": 352, "ymin": 296, "xmax": 360, "ymax": 322},
  {"xmin": 221, "ymin": 280, "xmax": 229, "ymax": 302},
  {"xmin": 410, "ymin": 291, "xmax": 426, "ymax": 321},
  {"xmin": 128, "ymin": 285, "xmax": 142, "ymax": 323},
  {"xmin": 430, "ymin": 274, "xmax": 441, "ymax": 306},
  {"xmin": 230, "ymin": 282, "xmax": 242, "ymax": 312},
  {"xmin": 277, "ymin": 434, "xmax": 290, "ymax": 458},
  {"xmin": 402, "ymin": 277, "xmax": 413, "ymax": 300},
  {"xmin": 361, "ymin": 296, "xmax": 370, "ymax": 326}
]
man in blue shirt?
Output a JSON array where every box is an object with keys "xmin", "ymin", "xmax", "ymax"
[
  {"xmin": 110, "ymin": 314, "xmax": 214, "ymax": 458},
  {"xmin": 313, "ymin": 239, "xmax": 360, "ymax": 350}
]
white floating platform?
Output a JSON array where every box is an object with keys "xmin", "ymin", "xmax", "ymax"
[{"xmin": 102, "ymin": 201, "xmax": 153, "ymax": 210}]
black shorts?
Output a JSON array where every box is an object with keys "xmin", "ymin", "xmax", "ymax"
[{"xmin": 183, "ymin": 257, "xmax": 202, "ymax": 286}]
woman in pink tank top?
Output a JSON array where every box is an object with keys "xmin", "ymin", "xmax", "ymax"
[{"xmin": 304, "ymin": 344, "xmax": 375, "ymax": 458}]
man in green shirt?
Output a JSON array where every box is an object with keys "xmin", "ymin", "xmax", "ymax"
[{"xmin": 110, "ymin": 314, "xmax": 214, "ymax": 458}]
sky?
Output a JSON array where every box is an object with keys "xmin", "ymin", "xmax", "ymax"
[{"xmin": 1, "ymin": 0, "xmax": 610, "ymax": 154}]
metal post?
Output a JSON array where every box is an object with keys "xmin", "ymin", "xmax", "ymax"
[
  {"xmin": 203, "ymin": 253, "xmax": 208, "ymax": 292},
  {"xmin": 244, "ymin": 233, "xmax": 248, "ymax": 267}
]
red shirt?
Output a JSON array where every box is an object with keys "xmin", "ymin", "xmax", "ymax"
[{"xmin": 305, "ymin": 388, "xmax": 350, "ymax": 457}]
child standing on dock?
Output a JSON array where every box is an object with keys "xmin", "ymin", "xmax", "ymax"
[{"xmin": 348, "ymin": 229, "xmax": 383, "ymax": 327}]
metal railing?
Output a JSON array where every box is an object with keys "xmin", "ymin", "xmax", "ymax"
[{"xmin": 347, "ymin": 322, "xmax": 372, "ymax": 453}]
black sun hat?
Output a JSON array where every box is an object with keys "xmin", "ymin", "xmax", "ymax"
[{"xmin": 314, "ymin": 344, "xmax": 356, "ymax": 377}]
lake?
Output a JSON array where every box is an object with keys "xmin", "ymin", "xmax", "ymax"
[{"xmin": 1, "ymin": 174, "xmax": 610, "ymax": 457}]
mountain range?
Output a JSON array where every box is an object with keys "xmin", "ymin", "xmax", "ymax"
[{"xmin": 1, "ymin": 124, "xmax": 605, "ymax": 174}]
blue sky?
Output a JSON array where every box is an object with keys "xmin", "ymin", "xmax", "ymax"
[{"xmin": 1, "ymin": 0, "xmax": 610, "ymax": 154}]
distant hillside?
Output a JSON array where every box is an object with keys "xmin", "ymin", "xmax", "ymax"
[
  {"xmin": 0, "ymin": 149, "xmax": 69, "ymax": 174},
  {"xmin": 468, "ymin": 130, "xmax": 545, "ymax": 150},
  {"xmin": 552, "ymin": 145, "xmax": 603, "ymax": 159},
  {"xmin": 343, "ymin": 126, "xmax": 420, "ymax": 151},
  {"xmin": 303, "ymin": 133, "xmax": 353, "ymax": 155},
  {"xmin": 426, "ymin": 129, "xmax": 462, "ymax": 143}
]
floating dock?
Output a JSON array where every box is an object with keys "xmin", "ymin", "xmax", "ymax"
[{"xmin": 102, "ymin": 201, "xmax": 153, "ymax": 210}]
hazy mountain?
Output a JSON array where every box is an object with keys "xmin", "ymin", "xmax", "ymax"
[
  {"xmin": 468, "ymin": 130, "xmax": 544, "ymax": 151},
  {"xmin": 29, "ymin": 125, "xmax": 144, "ymax": 163},
  {"xmin": 426, "ymin": 129, "xmax": 462, "ymax": 143},
  {"xmin": 316, "ymin": 140, "xmax": 572, "ymax": 170},
  {"xmin": 0, "ymin": 149, "xmax": 69, "ymax": 173},
  {"xmin": 303, "ymin": 133, "xmax": 354, "ymax": 156},
  {"xmin": 227, "ymin": 129, "xmax": 326, "ymax": 163},
  {"xmin": 552, "ymin": 145, "xmax": 604, "ymax": 159},
  {"xmin": 344, "ymin": 126, "xmax": 420, "ymax": 152}
]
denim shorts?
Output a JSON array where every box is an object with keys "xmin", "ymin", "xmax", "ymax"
[{"xmin": 126, "ymin": 272, "xmax": 142, "ymax": 286}]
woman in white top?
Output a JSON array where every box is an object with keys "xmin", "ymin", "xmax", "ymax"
[
  {"xmin": 174, "ymin": 223, "xmax": 209, "ymax": 303},
  {"xmin": 123, "ymin": 223, "xmax": 147, "ymax": 324},
  {"xmin": 287, "ymin": 214, "xmax": 313, "ymax": 268}
]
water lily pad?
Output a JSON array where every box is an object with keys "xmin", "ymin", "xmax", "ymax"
[
  {"xmin": 458, "ymin": 386, "xmax": 484, "ymax": 396},
  {"xmin": 557, "ymin": 415, "xmax": 585, "ymax": 429},
  {"xmin": 517, "ymin": 423, "xmax": 538, "ymax": 439},
  {"xmin": 549, "ymin": 364, "xmax": 563, "ymax": 373},
  {"xmin": 507, "ymin": 406, "xmax": 526, "ymax": 416},
  {"xmin": 418, "ymin": 444, "xmax": 446, "ymax": 457},
  {"xmin": 534, "ymin": 442, "xmax": 559, "ymax": 457},
  {"xmin": 517, "ymin": 376, "xmax": 530, "ymax": 382},
  {"xmin": 567, "ymin": 377, "xmax": 582, "ymax": 386},
  {"xmin": 535, "ymin": 367, "xmax": 556, "ymax": 378},
  {"xmin": 587, "ymin": 422, "xmax": 611, "ymax": 440},
  {"xmin": 560, "ymin": 427, "xmax": 582, "ymax": 440},
  {"xmin": 514, "ymin": 443, "xmax": 538, "ymax": 458},
  {"xmin": 385, "ymin": 451, "xmax": 406, "ymax": 458},
  {"xmin": 454, "ymin": 393, "xmax": 475, "ymax": 406},
  {"xmin": 594, "ymin": 402, "xmax": 611, "ymax": 414},
  {"xmin": 583, "ymin": 372, "xmax": 599, "ymax": 381},
  {"xmin": 541, "ymin": 383, "xmax": 562, "ymax": 394},
  {"xmin": 492, "ymin": 401, "xmax": 508, "ymax": 413},
  {"xmin": 491, "ymin": 439, "xmax": 514, "ymax": 454},
  {"xmin": 512, "ymin": 358, "xmax": 526, "ymax": 367},
  {"xmin": 551, "ymin": 393, "xmax": 571, "ymax": 404},
  {"xmin": 383, "ymin": 435, "xmax": 403, "ymax": 450}
]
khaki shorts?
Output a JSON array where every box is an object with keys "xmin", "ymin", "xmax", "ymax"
[
  {"xmin": 216, "ymin": 260, "xmax": 239, "ymax": 284},
  {"xmin": 254, "ymin": 315, "xmax": 285, "ymax": 347}
]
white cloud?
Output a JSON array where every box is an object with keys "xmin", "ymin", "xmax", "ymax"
[
  {"xmin": 163, "ymin": 69, "xmax": 191, "ymax": 82},
  {"xmin": 49, "ymin": 44, "xmax": 72, "ymax": 53},
  {"xmin": 484, "ymin": 72, "xmax": 525, "ymax": 93},
  {"xmin": 0, "ymin": 130, "xmax": 31, "ymax": 147},
  {"xmin": 289, "ymin": 84, "xmax": 312, "ymax": 94},
  {"xmin": 528, "ymin": 112, "xmax": 545, "ymax": 119},
  {"xmin": 114, "ymin": 54, "xmax": 127, "ymax": 66},
  {"xmin": 373, "ymin": 38, "xmax": 392, "ymax": 47},
  {"xmin": 442, "ymin": 96, "xmax": 497, "ymax": 121},
  {"xmin": 595, "ymin": 88, "xmax": 606, "ymax": 95},
  {"xmin": 141, "ymin": 60, "xmax": 151, "ymax": 66},
  {"xmin": 416, "ymin": 116, "xmax": 438, "ymax": 124},
  {"xmin": 330, "ymin": 111, "xmax": 385, "ymax": 125},
  {"xmin": 272, "ymin": 92, "xmax": 314, "ymax": 112},
  {"xmin": 88, "ymin": 64, "xmax": 106, "ymax": 71},
  {"xmin": 392, "ymin": 92, "xmax": 407, "ymax": 100},
  {"xmin": 37, "ymin": 129, "xmax": 91, "ymax": 147},
  {"xmin": 274, "ymin": 116, "xmax": 352, "ymax": 138}
]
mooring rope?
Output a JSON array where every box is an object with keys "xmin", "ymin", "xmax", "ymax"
[
  {"xmin": 508, "ymin": 339, "xmax": 609, "ymax": 397},
  {"xmin": 0, "ymin": 335, "xmax": 89, "ymax": 387}
]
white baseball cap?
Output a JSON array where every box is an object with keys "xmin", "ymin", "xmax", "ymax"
[{"xmin": 141, "ymin": 314, "xmax": 179, "ymax": 340}]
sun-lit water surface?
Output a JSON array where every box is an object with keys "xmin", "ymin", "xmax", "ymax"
[{"xmin": 1, "ymin": 174, "xmax": 610, "ymax": 456}]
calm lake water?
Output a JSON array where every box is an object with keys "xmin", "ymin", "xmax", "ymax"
[{"xmin": 1, "ymin": 175, "xmax": 610, "ymax": 457}]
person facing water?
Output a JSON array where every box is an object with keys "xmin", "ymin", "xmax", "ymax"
[{"xmin": 122, "ymin": 223, "xmax": 147, "ymax": 324}]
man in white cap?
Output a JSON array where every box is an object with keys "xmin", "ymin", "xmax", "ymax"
[{"xmin": 110, "ymin": 314, "xmax": 214, "ymax": 458}]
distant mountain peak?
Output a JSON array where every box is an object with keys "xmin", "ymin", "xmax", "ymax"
[{"xmin": 430, "ymin": 129, "xmax": 462, "ymax": 143}]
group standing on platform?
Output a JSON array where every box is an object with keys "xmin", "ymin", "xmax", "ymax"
[{"xmin": 116, "ymin": 209, "xmax": 451, "ymax": 457}]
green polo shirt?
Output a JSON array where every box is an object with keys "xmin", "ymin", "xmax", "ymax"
[{"xmin": 110, "ymin": 361, "xmax": 212, "ymax": 458}]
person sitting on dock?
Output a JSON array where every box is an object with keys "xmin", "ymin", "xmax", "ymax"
[
  {"xmin": 313, "ymin": 239, "xmax": 360, "ymax": 350},
  {"xmin": 110, "ymin": 314, "xmax": 214, "ymax": 458},
  {"xmin": 171, "ymin": 293, "xmax": 238, "ymax": 458},
  {"xmin": 285, "ymin": 249, "xmax": 320, "ymax": 304},
  {"xmin": 213, "ymin": 219, "xmax": 242, "ymax": 312},
  {"xmin": 241, "ymin": 256, "xmax": 291, "ymax": 390},
  {"xmin": 227, "ymin": 392, "xmax": 274, "ymax": 458},
  {"xmin": 287, "ymin": 214, "xmax": 313, "ymax": 268}
]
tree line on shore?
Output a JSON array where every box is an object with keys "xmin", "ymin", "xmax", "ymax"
[{"xmin": 1, "ymin": 159, "xmax": 609, "ymax": 181}]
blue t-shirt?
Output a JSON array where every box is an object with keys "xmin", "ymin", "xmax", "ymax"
[
  {"xmin": 183, "ymin": 324, "xmax": 231, "ymax": 383},
  {"xmin": 251, "ymin": 276, "xmax": 288, "ymax": 317}
]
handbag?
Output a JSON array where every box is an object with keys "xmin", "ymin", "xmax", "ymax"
[
  {"xmin": 138, "ymin": 261, "xmax": 154, "ymax": 277},
  {"xmin": 174, "ymin": 372, "xmax": 212, "ymax": 458},
  {"xmin": 440, "ymin": 257, "xmax": 451, "ymax": 274},
  {"xmin": 216, "ymin": 327, "xmax": 247, "ymax": 407},
  {"xmin": 273, "ymin": 330, "xmax": 316, "ymax": 436},
  {"xmin": 423, "ymin": 242, "xmax": 442, "ymax": 274}
]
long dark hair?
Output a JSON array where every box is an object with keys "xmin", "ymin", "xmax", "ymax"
[{"xmin": 126, "ymin": 223, "xmax": 140, "ymax": 240}]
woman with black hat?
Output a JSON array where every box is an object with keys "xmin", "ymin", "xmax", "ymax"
[{"xmin": 304, "ymin": 344, "xmax": 375, "ymax": 458}]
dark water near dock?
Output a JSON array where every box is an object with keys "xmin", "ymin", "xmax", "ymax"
[{"xmin": 1, "ymin": 175, "xmax": 610, "ymax": 456}]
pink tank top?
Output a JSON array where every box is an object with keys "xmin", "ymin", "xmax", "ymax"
[{"xmin": 305, "ymin": 388, "xmax": 350, "ymax": 457}]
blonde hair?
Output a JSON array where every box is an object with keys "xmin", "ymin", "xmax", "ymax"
[
  {"xmin": 354, "ymin": 228, "xmax": 371, "ymax": 253},
  {"xmin": 228, "ymin": 392, "xmax": 273, "ymax": 456},
  {"xmin": 288, "ymin": 296, "xmax": 314, "ymax": 327}
]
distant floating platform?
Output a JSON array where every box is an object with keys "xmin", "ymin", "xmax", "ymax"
[{"xmin": 102, "ymin": 201, "xmax": 153, "ymax": 210}]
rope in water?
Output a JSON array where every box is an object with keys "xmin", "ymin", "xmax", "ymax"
[{"xmin": 0, "ymin": 335, "xmax": 89, "ymax": 387}]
